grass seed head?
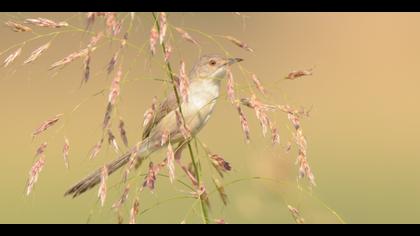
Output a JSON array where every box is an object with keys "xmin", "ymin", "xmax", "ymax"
[
  {"xmin": 224, "ymin": 35, "xmax": 254, "ymax": 52},
  {"xmin": 158, "ymin": 12, "xmax": 167, "ymax": 44},
  {"xmin": 63, "ymin": 137, "xmax": 70, "ymax": 169},
  {"xmin": 129, "ymin": 197, "xmax": 140, "ymax": 224},
  {"xmin": 23, "ymin": 42, "xmax": 50, "ymax": 64},
  {"xmin": 175, "ymin": 27, "xmax": 199, "ymax": 45},
  {"xmin": 5, "ymin": 21, "xmax": 32, "ymax": 32},
  {"xmin": 149, "ymin": 24, "xmax": 158, "ymax": 55},
  {"xmin": 98, "ymin": 166, "xmax": 108, "ymax": 207},
  {"xmin": 285, "ymin": 68, "xmax": 313, "ymax": 80},
  {"xmin": 167, "ymin": 143, "xmax": 175, "ymax": 183},
  {"xmin": 4, "ymin": 47, "xmax": 22, "ymax": 67},
  {"xmin": 26, "ymin": 155, "xmax": 46, "ymax": 196}
]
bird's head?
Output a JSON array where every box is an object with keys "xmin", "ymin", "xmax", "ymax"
[{"xmin": 190, "ymin": 54, "xmax": 243, "ymax": 80}]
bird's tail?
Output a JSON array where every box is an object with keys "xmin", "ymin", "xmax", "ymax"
[
  {"xmin": 64, "ymin": 152, "xmax": 132, "ymax": 198},
  {"xmin": 65, "ymin": 139, "xmax": 153, "ymax": 198}
]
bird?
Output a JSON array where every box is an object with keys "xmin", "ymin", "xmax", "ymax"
[{"xmin": 65, "ymin": 54, "xmax": 243, "ymax": 198}]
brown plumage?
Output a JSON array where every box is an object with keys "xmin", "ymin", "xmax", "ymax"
[
  {"xmin": 65, "ymin": 55, "xmax": 243, "ymax": 198},
  {"xmin": 141, "ymin": 88, "xmax": 179, "ymax": 140}
]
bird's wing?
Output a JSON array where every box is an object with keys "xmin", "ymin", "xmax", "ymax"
[{"xmin": 142, "ymin": 86, "xmax": 180, "ymax": 140}]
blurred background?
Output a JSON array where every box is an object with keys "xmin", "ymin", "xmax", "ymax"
[{"xmin": 0, "ymin": 12, "xmax": 419, "ymax": 224}]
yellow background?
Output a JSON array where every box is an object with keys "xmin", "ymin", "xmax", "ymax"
[{"xmin": 0, "ymin": 12, "xmax": 419, "ymax": 223}]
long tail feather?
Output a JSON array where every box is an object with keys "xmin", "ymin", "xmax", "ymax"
[{"xmin": 64, "ymin": 152, "xmax": 132, "ymax": 198}]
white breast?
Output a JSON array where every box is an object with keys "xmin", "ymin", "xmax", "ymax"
[
  {"xmin": 184, "ymin": 79, "xmax": 221, "ymax": 131},
  {"xmin": 147, "ymin": 78, "xmax": 222, "ymax": 147},
  {"xmin": 188, "ymin": 79, "xmax": 221, "ymax": 110}
]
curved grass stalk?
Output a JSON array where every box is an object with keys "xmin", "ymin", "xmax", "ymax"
[
  {"xmin": 152, "ymin": 12, "xmax": 209, "ymax": 224},
  {"xmin": 138, "ymin": 195, "xmax": 195, "ymax": 218},
  {"xmin": 211, "ymin": 176, "xmax": 346, "ymax": 224}
]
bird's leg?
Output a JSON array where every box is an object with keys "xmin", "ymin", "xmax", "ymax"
[{"xmin": 175, "ymin": 142, "xmax": 198, "ymax": 186}]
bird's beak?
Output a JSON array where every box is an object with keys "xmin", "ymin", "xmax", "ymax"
[{"xmin": 227, "ymin": 58, "xmax": 244, "ymax": 65}]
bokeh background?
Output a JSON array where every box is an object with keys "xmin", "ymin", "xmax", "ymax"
[{"xmin": 0, "ymin": 12, "xmax": 419, "ymax": 224}]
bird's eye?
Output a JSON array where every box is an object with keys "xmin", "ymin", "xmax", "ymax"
[{"xmin": 209, "ymin": 60, "xmax": 216, "ymax": 66}]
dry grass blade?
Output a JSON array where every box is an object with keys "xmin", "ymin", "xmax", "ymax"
[
  {"xmin": 297, "ymin": 151, "xmax": 313, "ymax": 181},
  {"xmin": 5, "ymin": 21, "xmax": 32, "ymax": 32},
  {"xmin": 143, "ymin": 96, "xmax": 157, "ymax": 128},
  {"xmin": 235, "ymin": 103, "xmax": 251, "ymax": 143},
  {"xmin": 63, "ymin": 137, "xmax": 70, "ymax": 169},
  {"xmin": 239, "ymin": 98, "xmax": 255, "ymax": 109},
  {"xmin": 167, "ymin": 143, "xmax": 175, "ymax": 183},
  {"xmin": 24, "ymin": 17, "xmax": 68, "ymax": 28},
  {"xmin": 288, "ymin": 113, "xmax": 301, "ymax": 130},
  {"xmin": 129, "ymin": 197, "xmax": 140, "ymax": 224},
  {"xmin": 179, "ymin": 60, "xmax": 190, "ymax": 103},
  {"xmin": 223, "ymin": 35, "xmax": 254, "ymax": 52},
  {"xmin": 24, "ymin": 42, "xmax": 50, "ymax": 64},
  {"xmin": 172, "ymin": 144, "xmax": 189, "ymax": 175},
  {"xmin": 108, "ymin": 66, "xmax": 122, "ymax": 106},
  {"xmin": 285, "ymin": 108, "xmax": 315, "ymax": 186},
  {"xmin": 49, "ymin": 48, "xmax": 93, "ymax": 70},
  {"xmin": 177, "ymin": 158, "xmax": 199, "ymax": 187},
  {"xmin": 149, "ymin": 24, "xmax": 158, "ymax": 55},
  {"xmin": 113, "ymin": 21, "xmax": 122, "ymax": 37},
  {"xmin": 122, "ymin": 144, "xmax": 143, "ymax": 183},
  {"xmin": 209, "ymin": 154, "xmax": 231, "ymax": 177},
  {"xmin": 118, "ymin": 118, "xmax": 128, "ymax": 147},
  {"xmin": 107, "ymin": 52, "xmax": 118, "ymax": 75},
  {"xmin": 251, "ymin": 74, "xmax": 266, "ymax": 95},
  {"xmin": 196, "ymin": 185, "xmax": 210, "ymax": 209},
  {"xmin": 164, "ymin": 44, "xmax": 172, "ymax": 63},
  {"xmin": 32, "ymin": 114, "xmax": 63, "ymax": 138},
  {"xmin": 82, "ymin": 51, "xmax": 91, "ymax": 84},
  {"xmin": 86, "ymin": 12, "xmax": 96, "ymax": 29},
  {"xmin": 285, "ymin": 68, "xmax": 313, "ymax": 80},
  {"xmin": 270, "ymin": 124, "xmax": 280, "ymax": 145},
  {"xmin": 98, "ymin": 166, "xmax": 108, "ymax": 207},
  {"xmin": 26, "ymin": 155, "xmax": 46, "ymax": 196},
  {"xmin": 85, "ymin": 12, "xmax": 107, "ymax": 29},
  {"xmin": 158, "ymin": 12, "xmax": 167, "ymax": 44},
  {"xmin": 4, "ymin": 47, "xmax": 22, "ymax": 67},
  {"xmin": 112, "ymin": 184, "xmax": 130, "ymax": 210},
  {"xmin": 107, "ymin": 129, "xmax": 120, "ymax": 153},
  {"xmin": 287, "ymin": 205, "xmax": 305, "ymax": 224},
  {"xmin": 142, "ymin": 162, "xmax": 160, "ymax": 191},
  {"xmin": 35, "ymin": 142, "xmax": 48, "ymax": 158},
  {"xmin": 107, "ymin": 33, "xmax": 127, "ymax": 74},
  {"xmin": 103, "ymin": 103, "xmax": 113, "ymax": 130},
  {"xmin": 253, "ymin": 95, "xmax": 272, "ymax": 137},
  {"xmin": 212, "ymin": 178, "xmax": 228, "ymax": 206},
  {"xmin": 105, "ymin": 13, "xmax": 116, "ymax": 33},
  {"xmin": 82, "ymin": 33, "xmax": 103, "ymax": 84},
  {"xmin": 88, "ymin": 32, "xmax": 104, "ymax": 48},
  {"xmin": 227, "ymin": 68, "xmax": 235, "ymax": 103},
  {"xmin": 122, "ymin": 152, "xmax": 136, "ymax": 183},
  {"xmin": 161, "ymin": 129, "xmax": 170, "ymax": 147},
  {"xmin": 175, "ymin": 110, "xmax": 191, "ymax": 140},
  {"xmin": 186, "ymin": 163, "xmax": 199, "ymax": 186},
  {"xmin": 89, "ymin": 138, "xmax": 103, "ymax": 160},
  {"xmin": 104, "ymin": 13, "xmax": 121, "ymax": 36},
  {"xmin": 175, "ymin": 27, "xmax": 199, "ymax": 45}
]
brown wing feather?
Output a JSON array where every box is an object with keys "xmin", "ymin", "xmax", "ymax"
[{"xmin": 142, "ymin": 86, "xmax": 180, "ymax": 140}]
